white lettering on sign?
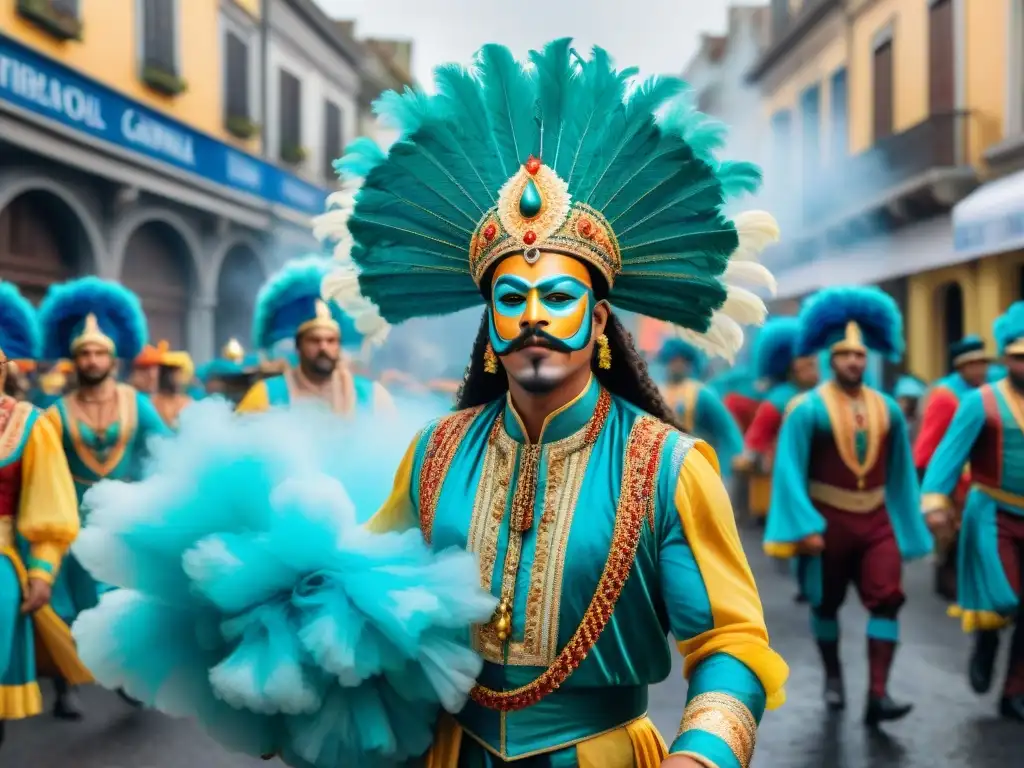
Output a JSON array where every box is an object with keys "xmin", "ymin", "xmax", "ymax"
[
  {"xmin": 226, "ymin": 151, "xmax": 262, "ymax": 191},
  {"xmin": 121, "ymin": 109, "xmax": 196, "ymax": 166},
  {"xmin": 0, "ymin": 53, "xmax": 106, "ymax": 129},
  {"xmin": 280, "ymin": 177, "xmax": 320, "ymax": 211}
]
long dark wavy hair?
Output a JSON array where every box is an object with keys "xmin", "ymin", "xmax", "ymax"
[{"xmin": 455, "ymin": 309, "xmax": 682, "ymax": 430}]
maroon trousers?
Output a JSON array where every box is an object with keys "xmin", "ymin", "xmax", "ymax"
[
  {"xmin": 813, "ymin": 506, "xmax": 905, "ymax": 697},
  {"xmin": 996, "ymin": 511, "xmax": 1024, "ymax": 697}
]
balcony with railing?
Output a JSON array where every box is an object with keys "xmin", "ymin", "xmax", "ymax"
[{"xmin": 799, "ymin": 110, "xmax": 978, "ymax": 242}]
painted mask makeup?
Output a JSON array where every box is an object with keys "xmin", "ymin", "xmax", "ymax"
[{"xmin": 489, "ymin": 252, "xmax": 596, "ymax": 355}]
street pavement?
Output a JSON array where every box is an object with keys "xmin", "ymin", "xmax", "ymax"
[{"xmin": 5, "ymin": 524, "xmax": 1024, "ymax": 767}]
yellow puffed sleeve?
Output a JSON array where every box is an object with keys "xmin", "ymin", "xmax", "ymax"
[
  {"xmin": 364, "ymin": 434, "xmax": 419, "ymax": 534},
  {"xmin": 235, "ymin": 380, "xmax": 270, "ymax": 414},
  {"xmin": 18, "ymin": 412, "xmax": 79, "ymax": 585},
  {"xmin": 372, "ymin": 382, "xmax": 398, "ymax": 416},
  {"xmin": 675, "ymin": 441, "xmax": 789, "ymax": 709}
]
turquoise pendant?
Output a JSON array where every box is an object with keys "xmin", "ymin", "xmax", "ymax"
[{"xmin": 519, "ymin": 178, "xmax": 542, "ymax": 218}]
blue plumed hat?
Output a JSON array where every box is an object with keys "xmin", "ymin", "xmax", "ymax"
[
  {"xmin": 316, "ymin": 39, "xmax": 781, "ymax": 363},
  {"xmin": 657, "ymin": 338, "xmax": 706, "ymax": 376},
  {"xmin": 994, "ymin": 301, "xmax": 1024, "ymax": 356},
  {"xmin": 894, "ymin": 374, "xmax": 927, "ymax": 399},
  {"xmin": 199, "ymin": 338, "xmax": 256, "ymax": 381},
  {"xmin": 948, "ymin": 334, "xmax": 991, "ymax": 368},
  {"xmin": 0, "ymin": 281, "xmax": 41, "ymax": 361},
  {"xmin": 253, "ymin": 255, "xmax": 387, "ymax": 352},
  {"xmin": 795, "ymin": 286, "xmax": 904, "ymax": 361},
  {"xmin": 39, "ymin": 277, "xmax": 147, "ymax": 361},
  {"xmin": 753, "ymin": 316, "xmax": 800, "ymax": 382}
]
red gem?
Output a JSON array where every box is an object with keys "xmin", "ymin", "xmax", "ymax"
[
  {"xmin": 483, "ymin": 223, "xmax": 497, "ymax": 241},
  {"xmin": 523, "ymin": 230, "xmax": 537, "ymax": 245},
  {"xmin": 525, "ymin": 156, "xmax": 542, "ymax": 175},
  {"xmin": 579, "ymin": 219, "xmax": 593, "ymax": 237}
]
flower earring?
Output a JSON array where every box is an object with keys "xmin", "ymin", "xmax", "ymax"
[
  {"xmin": 484, "ymin": 342, "xmax": 499, "ymax": 374},
  {"xmin": 596, "ymin": 334, "xmax": 611, "ymax": 370}
]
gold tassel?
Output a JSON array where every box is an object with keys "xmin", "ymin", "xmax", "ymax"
[
  {"xmin": 597, "ymin": 334, "xmax": 611, "ymax": 370},
  {"xmin": 484, "ymin": 342, "xmax": 499, "ymax": 374}
]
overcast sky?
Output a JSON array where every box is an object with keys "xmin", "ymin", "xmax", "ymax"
[{"xmin": 314, "ymin": 0, "xmax": 730, "ymax": 87}]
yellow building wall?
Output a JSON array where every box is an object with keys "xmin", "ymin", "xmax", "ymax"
[
  {"xmin": 0, "ymin": 1, "xmax": 258, "ymax": 152},
  {"xmin": 232, "ymin": 0, "xmax": 261, "ymax": 19},
  {"xmin": 964, "ymin": 0, "xmax": 1007, "ymax": 168}
]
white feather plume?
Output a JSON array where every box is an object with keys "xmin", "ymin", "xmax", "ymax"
[
  {"xmin": 672, "ymin": 210, "xmax": 779, "ymax": 363},
  {"xmin": 320, "ymin": 261, "xmax": 390, "ymax": 349}
]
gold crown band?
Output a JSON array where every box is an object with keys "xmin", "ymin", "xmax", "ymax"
[
  {"xmin": 1005, "ymin": 340, "xmax": 1024, "ymax": 356},
  {"xmin": 952, "ymin": 349, "xmax": 990, "ymax": 367},
  {"xmin": 296, "ymin": 299, "xmax": 341, "ymax": 339},
  {"xmin": 70, "ymin": 313, "xmax": 115, "ymax": 355},
  {"xmin": 830, "ymin": 320, "xmax": 866, "ymax": 355},
  {"xmin": 469, "ymin": 160, "xmax": 622, "ymax": 287}
]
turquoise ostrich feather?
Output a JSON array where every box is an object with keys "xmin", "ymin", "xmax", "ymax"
[
  {"xmin": 39, "ymin": 277, "xmax": 148, "ymax": 361},
  {"xmin": 0, "ymin": 281, "xmax": 41, "ymax": 360},
  {"xmin": 253, "ymin": 256, "xmax": 363, "ymax": 351},
  {"xmin": 994, "ymin": 301, "xmax": 1024, "ymax": 354},
  {"xmin": 753, "ymin": 317, "xmax": 800, "ymax": 382},
  {"xmin": 795, "ymin": 286, "xmax": 904, "ymax": 361},
  {"xmin": 318, "ymin": 40, "xmax": 779, "ymax": 362}
]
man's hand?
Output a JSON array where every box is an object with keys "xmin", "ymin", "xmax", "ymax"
[
  {"xmin": 925, "ymin": 510, "xmax": 951, "ymax": 534},
  {"xmin": 732, "ymin": 453, "xmax": 755, "ymax": 473},
  {"xmin": 661, "ymin": 755, "xmax": 707, "ymax": 768},
  {"xmin": 21, "ymin": 577, "xmax": 51, "ymax": 614},
  {"xmin": 798, "ymin": 533, "xmax": 826, "ymax": 555}
]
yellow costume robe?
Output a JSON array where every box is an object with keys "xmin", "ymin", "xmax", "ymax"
[{"xmin": 0, "ymin": 399, "xmax": 91, "ymax": 719}]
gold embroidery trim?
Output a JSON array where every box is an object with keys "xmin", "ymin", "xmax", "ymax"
[
  {"xmin": 677, "ymin": 692, "xmax": 757, "ymax": 768},
  {"xmin": 469, "ymin": 415, "xmax": 669, "ymax": 712},
  {"xmin": 418, "ymin": 406, "xmax": 484, "ymax": 545},
  {"xmin": 817, "ymin": 382, "xmax": 889, "ymax": 488},
  {"xmin": 473, "ymin": 390, "xmax": 609, "ymax": 666},
  {"xmin": 0, "ymin": 401, "xmax": 32, "ymax": 465},
  {"xmin": 63, "ymin": 384, "xmax": 138, "ymax": 479}
]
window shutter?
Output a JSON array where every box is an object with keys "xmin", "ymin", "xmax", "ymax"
[{"xmin": 872, "ymin": 41, "xmax": 894, "ymax": 141}]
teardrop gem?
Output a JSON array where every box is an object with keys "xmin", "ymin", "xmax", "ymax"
[{"xmin": 519, "ymin": 178, "xmax": 542, "ymax": 219}]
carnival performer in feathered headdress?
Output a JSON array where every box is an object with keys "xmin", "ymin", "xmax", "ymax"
[
  {"xmin": 197, "ymin": 338, "xmax": 258, "ymax": 404},
  {"xmin": 912, "ymin": 334, "xmax": 993, "ymax": 600},
  {"xmin": 657, "ymin": 338, "xmax": 744, "ymax": 476},
  {"xmin": 735, "ymin": 316, "xmax": 819, "ymax": 524},
  {"xmin": 765, "ymin": 286, "xmax": 931, "ymax": 726},
  {"xmin": 236, "ymin": 255, "xmax": 395, "ymax": 416},
  {"xmin": 150, "ymin": 347, "xmax": 195, "ymax": 430},
  {"xmin": 0, "ymin": 282, "xmax": 92, "ymax": 746},
  {"xmin": 69, "ymin": 41, "xmax": 788, "ymax": 768},
  {"xmin": 36, "ymin": 277, "xmax": 171, "ymax": 717},
  {"xmin": 921, "ymin": 301, "xmax": 1024, "ymax": 721}
]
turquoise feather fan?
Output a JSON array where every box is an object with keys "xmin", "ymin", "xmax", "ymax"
[
  {"xmin": 317, "ymin": 39, "xmax": 779, "ymax": 362},
  {"xmin": 0, "ymin": 281, "xmax": 41, "ymax": 360}
]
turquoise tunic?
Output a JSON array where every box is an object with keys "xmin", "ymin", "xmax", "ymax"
[
  {"xmin": 765, "ymin": 385, "xmax": 932, "ymax": 562},
  {"xmin": 47, "ymin": 386, "xmax": 171, "ymax": 620},
  {"xmin": 921, "ymin": 381, "xmax": 1024, "ymax": 624},
  {"xmin": 663, "ymin": 380, "xmax": 744, "ymax": 477},
  {"xmin": 380, "ymin": 377, "xmax": 785, "ymax": 768}
]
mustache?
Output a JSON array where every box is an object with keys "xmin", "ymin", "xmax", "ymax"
[{"xmin": 506, "ymin": 326, "xmax": 574, "ymax": 354}]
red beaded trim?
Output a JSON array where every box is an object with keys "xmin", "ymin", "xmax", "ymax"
[
  {"xmin": 469, "ymin": 415, "xmax": 671, "ymax": 712},
  {"xmin": 419, "ymin": 406, "xmax": 483, "ymax": 544}
]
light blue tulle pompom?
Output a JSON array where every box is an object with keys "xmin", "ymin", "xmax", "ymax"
[{"xmin": 72, "ymin": 398, "xmax": 495, "ymax": 768}]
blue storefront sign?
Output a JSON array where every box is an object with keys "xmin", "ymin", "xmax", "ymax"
[{"xmin": 0, "ymin": 34, "xmax": 328, "ymax": 216}]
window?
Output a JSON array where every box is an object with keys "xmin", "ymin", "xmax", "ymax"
[
  {"xmin": 52, "ymin": 0, "xmax": 79, "ymax": 14},
  {"xmin": 872, "ymin": 38, "xmax": 894, "ymax": 141},
  {"xmin": 770, "ymin": 109, "xmax": 792, "ymax": 164},
  {"xmin": 929, "ymin": 0, "xmax": 955, "ymax": 115},
  {"xmin": 323, "ymin": 101, "xmax": 344, "ymax": 180},
  {"xmin": 940, "ymin": 282, "xmax": 964, "ymax": 353},
  {"xmin": 800, "ymin": 85, "xmax": 821, "ymax": 178},
  {"xmin": 140, "ymin": 0, "xmax": 178, "ymax": 75},
  {"xmin": 829, "ymin": 68, "xmax": 849, "ymax": 160},
  {"xmin": 279, "ymin": 69, "xmax": 303, "ymax": 160},
  {"xmin": 225, "ymin": 32, "xmax": 250, "ymax": 121}
]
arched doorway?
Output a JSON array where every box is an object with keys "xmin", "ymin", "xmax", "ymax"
[
  {"xmin": 0, "ymin": 190, "xmax": 91, "ymax": 304},
  {"xmin": 120, "ymin": 221, "xmax": 193, "ymax": 348},
  {"xmin": 215, "ymin": 244, "xmax": 264, "ymax": 350},
  {"xmin": 939, "ymin": 280, "xmax": 964, "ymax": 368}
]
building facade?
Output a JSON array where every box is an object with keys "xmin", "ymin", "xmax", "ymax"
[
  {"xmin": 748, "ymin": 0, "xmax": 1024, "ymax": 382},
  {"xmin": 0, "ymin": 0, "xmax": 359, "ymax": 360}
]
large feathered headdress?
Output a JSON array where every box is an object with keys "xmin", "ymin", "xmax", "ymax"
[
  {"xmin": 795, "ymin": 286, "xmax": 904, "ymax": 361},
  {"xmin": 253, "ymin": 255, "xmax": 388, "ymax": 352},
  {"xmin": 753, "ymin": 317, "xmax": 800, "ymax": 382},
  {"xmin": 316, "ymin": 39, "xmax": 779, "ymax": 362},
  {"xmin": 994, "ymin": 301, "xmax": 1024, "ymax": 356},
  {"xmin": 656, "ymin": 337, "xmax": 706, "ymax": 376},
  {"xmin": 39, "ymin": 277, "xmax": 148, "ymax": 361},
  {"xmin": 0, "ymin": 281, "xmax": 41, "ymax": 361}
]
